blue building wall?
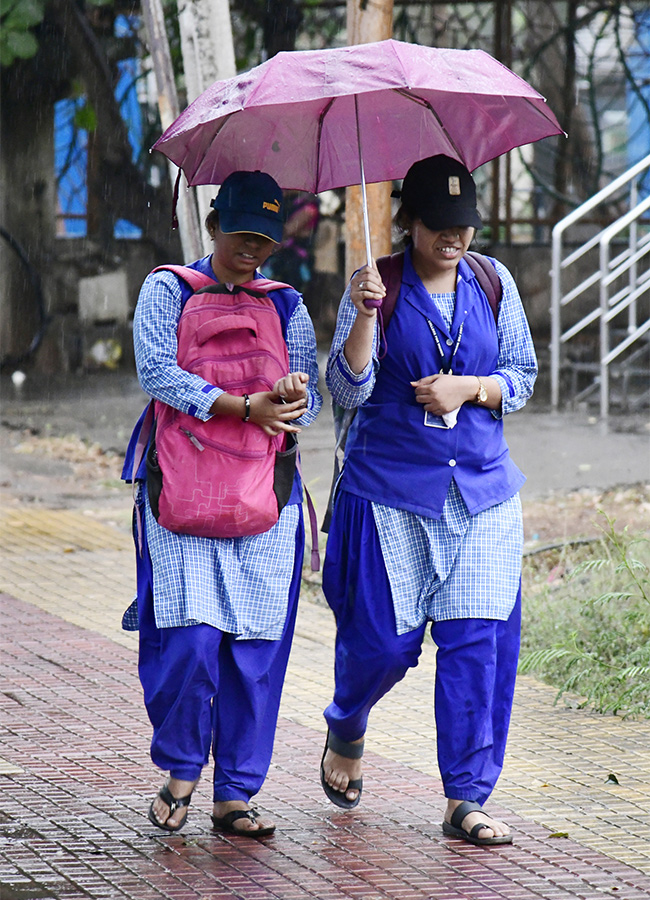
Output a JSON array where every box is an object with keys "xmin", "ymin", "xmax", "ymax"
[
  {"xmin": 55, "ymin": 15, "xmax": 143, "ymax": 238},
  {"xmin": 627, "ymin": 8, "xmax": 650, "ymax": 195}
]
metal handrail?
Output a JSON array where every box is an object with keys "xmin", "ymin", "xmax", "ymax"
[
  {"xmin": 550, "ymin": 153, "xmax": 650, "ymax": 413},
  {"xmin": 598, "ymin": 194, "xmax": 650, "ymax": 419}
]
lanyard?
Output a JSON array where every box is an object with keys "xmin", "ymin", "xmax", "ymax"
[{"xmin": 426, "ymin": 318, "xmax": 464, "ymax": 374}]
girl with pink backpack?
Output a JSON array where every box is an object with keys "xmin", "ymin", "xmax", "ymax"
[{"xmin": 123, "ymin": 170, "xmax": 322, "ymax": 837}]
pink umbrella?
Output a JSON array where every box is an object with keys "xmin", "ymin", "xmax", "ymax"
[{"xmin": 154, "ymin": 39, "xmax": 564, "ymax": 264}]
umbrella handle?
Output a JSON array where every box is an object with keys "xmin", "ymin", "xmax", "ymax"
[{"xmin": 355, "ymin": 95, "xmax": 373, "ymax": 269}]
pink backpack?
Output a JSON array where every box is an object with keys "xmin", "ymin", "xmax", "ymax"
[{"xmin": 144, "ymin": 265, "xmax": 298, "ymax": 538}]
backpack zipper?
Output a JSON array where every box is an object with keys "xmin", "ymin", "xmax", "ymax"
[{"xmin": 179, "ymin": 427, "xmax": 205, "ymax": 451}]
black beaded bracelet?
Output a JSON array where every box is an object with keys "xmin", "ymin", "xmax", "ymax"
[{"xmin": 242, "ymin": 393, "xmax": 251, "ymax": 422}]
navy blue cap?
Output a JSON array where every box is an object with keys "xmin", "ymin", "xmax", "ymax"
[
  {"xmin": 211, "ymin": 170, "xmax": 284, "ymax": 242},
  {"xmin": 394, "ymin": 155, "xmax": 482, "ymax": 231}
]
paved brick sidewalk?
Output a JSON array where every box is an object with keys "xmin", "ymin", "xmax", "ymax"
[{"xmin": 2, "ymin": 507, "xmax": 650, "ymax": 899}]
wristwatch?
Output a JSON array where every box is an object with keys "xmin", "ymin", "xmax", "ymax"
[{"xmin": 475, "ymin": 376, "xmax": 488, "ymax": 404}]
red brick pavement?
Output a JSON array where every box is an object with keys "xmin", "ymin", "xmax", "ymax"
[{"xmin": 2, "ymin": 593, "xmax": 649, "ymax": 900}]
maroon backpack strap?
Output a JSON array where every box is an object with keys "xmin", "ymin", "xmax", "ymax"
[
  {"xmin": 376, "ymin": 252, "xmax": 404, "ymax": 329},
  {"xmin": 373, "ymin": 252, "xmax": 405, "ymax": 359},
  {"xmin": 464, "ymin": 252, "xmax": 501, "ymax": 322}
]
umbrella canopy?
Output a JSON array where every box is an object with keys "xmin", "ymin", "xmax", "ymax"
[{"xmin": 154, "ymin": 39, "xmax": 563, "ymax": 194}]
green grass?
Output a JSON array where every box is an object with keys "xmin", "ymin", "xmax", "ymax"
[{"xmin": 519, "ymin": 515, "xmax": 650, "ymax": 718}]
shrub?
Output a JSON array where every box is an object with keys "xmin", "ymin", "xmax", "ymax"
[{"xmin": 519, "ymin": 515, "xmax": 650, "ymax": 718}]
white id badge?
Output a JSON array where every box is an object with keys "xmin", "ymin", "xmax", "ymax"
[{"xmin": 424, "ymin": 410, "xmax": 450, "ymax": 429}]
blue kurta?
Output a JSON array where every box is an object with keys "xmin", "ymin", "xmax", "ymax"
[{"xmin": 326, "ymin": 246, "xmax": 537, "ymax": 630}]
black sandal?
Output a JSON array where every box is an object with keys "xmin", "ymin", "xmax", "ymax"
[
  {"xmin": 442, "ymin": 800, "xmax": 513, "ymax": 846},
  {"xmin": 148, "ymin": 783, "xmax": 193, "ymax": 832},
  {"xmin": 320, "ymin": 729, "xmax": 364, "ymax": 810},
  {"xmin": 211, "ymin": 808, "xmax": 275, "ymax": 838}
]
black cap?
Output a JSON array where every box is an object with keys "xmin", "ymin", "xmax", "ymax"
[{"xmin": 394, "ymin": 155, "xmax": 482, "ymax": 231}]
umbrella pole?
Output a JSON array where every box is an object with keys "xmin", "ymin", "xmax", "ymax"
[{"xmin": 354, "ymin": 95, "xmax": 373, "ymax": 268}]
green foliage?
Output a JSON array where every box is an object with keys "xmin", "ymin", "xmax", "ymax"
[
  {"xmin": 519, "ymin": 514, "xmax": 650, "ymax": 718},
  {"xmin": 73, "ymin": 102, "xmax": 98, "ymax": 133},
  {"xmin": 0, "ymin": 0, "xmax": 44, "ymax": 67}
]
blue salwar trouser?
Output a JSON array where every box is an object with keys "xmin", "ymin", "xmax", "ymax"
[
  {"xmin": 135, "ymin": 506, "xmax": 304, "ymax": 802},
  {"xmin": 322, "ymin": 491, "xmax": 520, "ymax": 806}
]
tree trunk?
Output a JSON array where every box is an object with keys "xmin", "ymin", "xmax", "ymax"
[
  {"xmin": 0, "ymin": 90, "xmax": 56, "ymax": 364},
  {"xmin": 140, "ymin": 0, "xmax": 204, "ymax": 260},
  {"xmin": 345, "ymin": 0, "xmax": 394, "ymax": 275},
  {"xmin": 178, "ymin": 0, "xmax": 237, "ymax": 252}
]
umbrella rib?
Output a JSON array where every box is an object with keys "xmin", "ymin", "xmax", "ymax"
[
  {"xmin": 520, "ymin": 95, "xmax": 568, "ymax": 134},
  {"xmin": 185, "ymin": 112, "xmax": 237, "ymax": 185},
  {"xmin": 316, "ymin": 98, "xmax": 336, "ymax": 193},
  {"xmin": 394, "ymin": 88, "xmax": 465, "ymax": 162}
]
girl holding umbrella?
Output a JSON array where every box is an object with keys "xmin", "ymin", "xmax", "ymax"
[{"xmin": 320, "ymin": 154, "xmax": 537, "ymax": 846}]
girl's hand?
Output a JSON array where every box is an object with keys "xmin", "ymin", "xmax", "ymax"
[
  {"xmin": 249, "ymin": 381, "xmax": 307, "ymax": 436},
  {"xmin": 349, "ymin": 261, "xmax": 386, "ymax": 316},
  {"xmin": 273, "ymin": 371, "xmax": 309, "ymax": 404},
  {"xmin": 208, "ymin": 375, "xmax": 309, "ymax": 436},
  {"xmin": 411, "ymin": 373, "xmax": 476, "ymax": 415}
]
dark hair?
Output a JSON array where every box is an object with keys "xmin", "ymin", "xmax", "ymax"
[
  {"xmin": 393, "ymin": 204, "xmax": 414, "ymax": 247},
  {"xmin": 205, "ymin": 209, "xmax": 219, "ymax": 237}
]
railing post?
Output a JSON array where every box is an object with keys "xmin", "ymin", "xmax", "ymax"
[
  {"xmin": 629, "ymin": 178, "xmax": 638, "ymax": 334},
  {"xmin": 550, "ymin": 225, "xmax": 562, "ymax": 410},
  {"xmin": 599, "ymin": 238, "xmax": 610, "ymax": 421}
]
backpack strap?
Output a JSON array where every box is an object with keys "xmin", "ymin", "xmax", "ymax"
[
  {"xmin": 375, "ymin": 252, "xmax": 404, "ymax": 329},
  {"xmin": 246, "ymin": 277, "xmax": 293, "ymax": 293},
  {"xmin": 371, "ymin": 252, "xmax": 405, "ymax": 359},
  {"xmin": 152, "ymin": 264, "xmax": 218, "ymax": 294},
  {"xmin": 151, "ymin": 268, "xmax": 292, "ymax": 296},
  {"xmin": 464, "ymin": 251, "xmax": 501, "ymax": 322},
  {"xmin": 131, "ymin": 399, "xmax": 155, "ymax": 557}
]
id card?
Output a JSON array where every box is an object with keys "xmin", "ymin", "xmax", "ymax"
[{"xmin": 424, "ymin": 410, "xmax": 450, "ymax": 429}]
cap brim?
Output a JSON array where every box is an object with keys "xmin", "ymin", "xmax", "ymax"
[{"xmin": 219, "ymin": 211, "xmax": 283, "ymax": 243}]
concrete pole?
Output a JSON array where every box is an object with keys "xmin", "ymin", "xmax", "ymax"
[
  {"xmin": 178, "ymin": 0, "xmax": 237, "ymax": 253},
  {"xmin": 345, "ymin": 0, "xmax": 394, "ymax": 275},
  {"xmin": 141, "ymin": 0, "xmax": 203, "ymax": 261}
]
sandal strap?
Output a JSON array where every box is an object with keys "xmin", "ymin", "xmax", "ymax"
[
  {"xmin": 470, "ymin": 822, "xmax": 493, "ymax": 838},
  {"xmin": 327, "ymin": 730, "xmax": 365, "ymax": 760},
  {"xmin": 449, "ymin": 800, "xmax": 483, "ymax": 831},
  {"xmin": 221, "ymin": 808, "xmax": 259, "ymax": 827},
  {"xmin": 159, "ymin": 784, "xmax": 193, "ymax": 813}
]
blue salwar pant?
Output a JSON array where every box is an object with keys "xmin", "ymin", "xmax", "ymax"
[
  {"xmin": 322, "ymin": 491, "xmax": 520, "ymax": 806},
  {"xmin": 135, "ymin": 506, "xmax": 304, "ymax": 802}
]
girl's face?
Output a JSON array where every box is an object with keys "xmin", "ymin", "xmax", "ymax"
[
  {"xmin": 211, "ymin": 228, "xmax": 275, "ymax": 282},
  {"xmin": 410, "ymin": 220, "xmax": 474, "ymax": 275}
]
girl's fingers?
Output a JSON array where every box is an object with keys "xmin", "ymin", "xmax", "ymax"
[{"xmin": 279, "ymin": 405, "xmax": 306, "ymax": 421}]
